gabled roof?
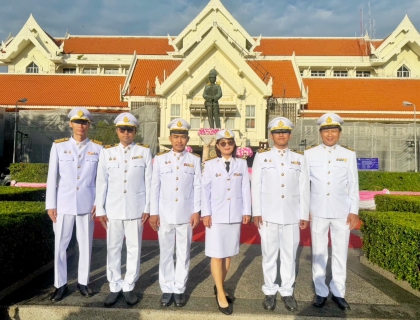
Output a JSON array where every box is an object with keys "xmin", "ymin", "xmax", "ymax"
[
  {"xmin": 125, "ymin": 59, "xmax": 182, "ymax": 96},
  {"xmin": 0, "ymin": 74, "xmax": 127, "ymax": 108},
  {"xmin": 247, "ymin": 60, "xmax": 302, "ymax": 98},
  {"xmin": 303, "ymin": 78, "xmax": 420, "ymax": 112},
  {"xmin": 256, "ymin": 38, "xmax": 370, "ymax": 56},
  {"xmin": 62, "ymin": 36, "xmax": 173, "ymax": 55}
]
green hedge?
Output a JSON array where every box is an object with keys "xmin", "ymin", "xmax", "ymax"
[
  {"xmin": 375, "ymin": 195, "xmax": 420, "ymax": 213},
  {"xmin": 0, "ymin": 202, "xmax": 75, "ymax": 290},
  {"xmin": 359, "ymin": 171, "xmax": 420, "ymax": 191},
  {"xmin": 9, "ymin": 163, "xmax": 49, "ymax": 183},
  {"xmin": 0, "ymin": 186, "xmax": 46, "ymax": 201},
  {"xmin": 360, "ymin": 211, "xmax": 420, "ymax": 290}
]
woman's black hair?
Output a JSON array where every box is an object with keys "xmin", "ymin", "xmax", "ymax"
[{"xmin": 215, "ymin": 138, "xmax": 237, "ymax": 158}]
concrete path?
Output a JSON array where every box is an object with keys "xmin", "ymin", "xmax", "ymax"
[{"xmin": 1, "ymin": 240, "xmax": 420, "ymax": 319}]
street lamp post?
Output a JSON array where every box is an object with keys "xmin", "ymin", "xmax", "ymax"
[
  {"xmin": 13, "ymin": 98, "xmax": 27, "ymax": 163},
  {"xmin": 403, "ymin": 101, "xmax": 417, "ymax": 172}
]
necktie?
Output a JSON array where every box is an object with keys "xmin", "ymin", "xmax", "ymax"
[{"xmin": 225, "ymin": 161, "xmax": 230, "ymax": 172}]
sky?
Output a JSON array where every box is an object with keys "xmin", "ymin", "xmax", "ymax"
[{"xmin": 1, "ymin": 0, "xmax": 420, "ymax": 44}]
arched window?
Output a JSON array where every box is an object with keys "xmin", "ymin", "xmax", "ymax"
[
  {"xmin": 26, "ymin": 62, "xmax": 39, "ymax": 73},
  {"xmin": 397, "ymin": 65, "xmax": 410, "ymax": 77}
]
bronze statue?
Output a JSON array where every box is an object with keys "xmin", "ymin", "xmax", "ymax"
[{"xmin": 203, "ymin": 69, "xmax": 222, "ymax": 128}]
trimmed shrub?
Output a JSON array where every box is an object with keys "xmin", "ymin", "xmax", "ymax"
[
  {"xmin": 359, "ymin": 171, "xmax": 420, "ymax": 191},
  {"xmin": 0, "ymin": 186, "xmax": 46, "ymax": 201},
  {"xmin": 9, "ymin": 163, "xmax": 49, "ymax": 183},
  {"xmin": 360, "ymin": 211, "xmax": 420, "ymax": 290},
  {"xmin": 0, "ymin": 202, "xmax": 75, "ymax": 290},
  {"xmin": 375, "ymin": 195, "xmax": 420, "ymax": 213}
]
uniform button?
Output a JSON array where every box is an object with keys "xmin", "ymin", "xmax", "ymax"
[
  {"xmin": 76, "ymin": 187, "xmax": 79, "ymax": 190},
  {"xmin": 78, "ymin": 155, "xmax": 81, "ymax": 158},
  {"xmin": 124, "ymin": 160, "xmax": 127, "ymax": 163},
  {"xmin": 124, "ymin": 151, "xmax": 127, "ymax": 154},
  {"xmin": 77, "ymin": 176, "xmax": 80, "ymax": 179},
  {"xmin": 227, "ymin": 188, "xmax": 230, "ymax": 191},
  {"xmin": 124, "ymin": 170, "xmax": 127, "ymax": 173},
  {"xmin": 78, "ymin": 166, "xmax": 81, "ymax": 169},
  {"xmin": 281, "ymin": 163, "xmax": 284, "ymax": 166},
  {"xmin": 176, "ymin": 177, "xmax": 179, "ymax": 180},
  {"xmin": 328, "ymin": 171, "xmax": 330, "ymax": 174},
  {"xmin": 124, "ymin": 180, "xmax": 127, "ymax": 183},
  {"xmin": 128, "ymin": 147, "xmax": 131, "ymax": 150},
  {"xmin": 228, "ymin": 198, "xmax": 230, "ymax": 200},
  {"xmin": 281, "ymin": 184, "xmax": 284, "ymax": 187},
  {"xmin": 329, "ymin": 151, "xmax": 331, "ymax": 153},
  {"xmin": 175, "ymin": 199, "xmax": 178, "ymax": 202},
  {"xmin": 327, "ymin": 182, "xmax": 330, "ymax": 185},
  {"xmin": 327, "ymin": 193, "xmax": 330, "ymax": 196},
  {"xmin": 281, "ymin": 173, "xmax": 284, "ymax": 176},
  {"xmin": 281, "ymin": 154, "xmax": 284, "ymax": 156},
  {"xmin": 328, "ymin": 161, "xmax": 331, "ymax": 163},
  {"xmin": 177, "ymin": 166, "xmax": 179, "ymax": 169},
  {"xmin": 227, "ymin": 179, "xmax": 230, "ymax": 181},
  {"xmin": 281, "ymin": 195, "xmax": 284, "ymax": 198},
  {"xmin": 175, "ymin": 188, "xmax": 178, "ymax": 191},
  {"xmin": 124, "ymin": 190, "xmax": 127, "ymax": 193}
]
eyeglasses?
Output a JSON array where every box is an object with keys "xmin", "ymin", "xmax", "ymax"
[
  {"xmin": 219, "ymin": 140, "xmax": 235, "ymax": 147},
  {"xmin": 118, "ymin": 127, "xmax": 135, "ymax": 133}
]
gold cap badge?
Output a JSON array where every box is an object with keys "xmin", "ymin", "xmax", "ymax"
[
  {"xmin": 177, "ymin": 121, "xmax": 183, "ymax": 127},
  {"xmin": 225, "ymin": 131, "xmax": 232, "ymax": 138},
  {"xmin": 326, "ymin": 116, "xmax": 332, "ymax": 124},
  {"xmin": 77, "ymin": 110, "xmax": 84, "ymax": 117},
  {"xmin": 123, "ymin": 116, "xmax": 129, "ymax": 123}
]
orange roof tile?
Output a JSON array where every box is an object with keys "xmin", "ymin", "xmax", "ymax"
[
  {"xmin": 0, "ymin": 74, "xmax": 127, "ymax": 108},
  {"xmin": 127, "ymin": 59, "xmax": 182, "ymax": 96},
  {"xmin": 303, "ymin": 78, "xmax": 420, "ymax": 113},
  {"xmin": 256, "ymin": 38, "xmax": 371, "ymax": 56},
  {"xmin": 302, "ymin": 112, "xmax": 415, "ymax": 120},
  {"xmin": 62, "ymin": 37, "xmax": 173, "ymax": 55},
  {"xmin": 247, "ymin": 60, "xmax": 302, "ymax": 98}
]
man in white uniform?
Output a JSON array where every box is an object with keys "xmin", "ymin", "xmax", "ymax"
[
  {"xmin": 96, "ymin": 112, "xmax": 152, "ymax": 307},
  {"xmin": 149, "ymin": 118, "xmax": 201, "ymax": 308},
  {"xmin": 46, "ymin": 107, "xmax": 103, "ymax": 302},
  {"xmin": 252, "ymin": 117, "xmax": 309, "ymax": 312},
  {"xmin": 303, "ymin": 112, "xmax": 359, "ymax": 310}
]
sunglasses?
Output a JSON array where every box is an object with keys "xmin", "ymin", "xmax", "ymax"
[
  {"xmin": 219, "ymin": 140, "xmax": 235, "ymax": 147},
  {"xmin": 118, "ymin": 127, "xmax": 135, "ymax": 133},
  {"xmin": 71, "ymin": 120, "xmax": 89, "ymax": 125}
]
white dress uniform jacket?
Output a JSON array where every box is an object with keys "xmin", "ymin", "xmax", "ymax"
[
  {"xmin": 251, "ymin": 148, "xmax": 309, "ymax": 223},
  {"xmin": 150, "ymin": 150, "xmax": 201, "ymax": 223},
  {"xmin": 303, "ymin": 144, "xmax": 359, "ymax": 217},
  {"xmin": 96, "ymin": 142, "xmax": 152, "ymax": 218},
  {"xmin": 201, "ymin": 157, "xmax": 251, "ymax": 223},
  {"xmin": 46, "ymin": 137, "xmax": 102, "ymax": 214}
]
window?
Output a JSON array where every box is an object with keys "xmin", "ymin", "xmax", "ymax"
[
  {"xmin": 104, "ymin": 68, "xmax": 119, "ymax": 74},
  {"xmin": 397, "ymin": 65, "xmax": 410, "ymax": 78},
  {"xmin": 225, "ymin": 118, "xmax": 235, "ymax": 130},
  {"xmin": 83, "ymin": 68, "xmax": 97, "ymax": 74},
  {"xmin": 170, "ymin": 104, "xmax": 181, "ymax": 122},
  {"xmin": 334, "ymin": 71, "xmax": 348, "ymax": 77},
  {"xmin": 190, "ymin": 117, "xmax": 200, "ymax": 129},
  {"xmin": 311, "ymin": 70, "xmax": 325, "ymax": 77},
  {"xmin": 63, "ymin": 68, "xmax": 76, "ymax": 74},
  {"xmin": 26, "ymin": 62, "xmax": 39, "ymax": 73},
  {"xmin": 245, "ymin": 105, "xmax": 255, "ymax": 129},
  {"xmin": 356, "ymin": 71, "xmax": 370, "ymax": 77}
]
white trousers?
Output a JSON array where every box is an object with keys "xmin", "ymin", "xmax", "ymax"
[
  {"xmin": 53, "ymin": 213, "xmax": 94, "ymax": 288},
  {"xmin": 259, "ymin": 222, "xmax": 300, "ymax": 296},
  {"xmin": 158, "ymin": 222, "xmax": 192, "ymax": 293},
  {"xmin": 311, "ymin": 216, "xmax": 350, "ymax": 298},
  {"xmin": 107, "ymin": 219, "xmax": 143, "ymax": 292}
]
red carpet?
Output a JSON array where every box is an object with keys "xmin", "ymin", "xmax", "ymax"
[{"xmin": 94, "ymin": 220, "xmax": 362, "ymax": 248}]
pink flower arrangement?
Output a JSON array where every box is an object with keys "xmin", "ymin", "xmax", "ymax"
[
  {"xmin": 236, "ymin": 147, "xmax": 254, "ymax": 158},
  {"xmin": 185, "ymin": 146, "xmax": 193, "ymax": 153},
  {"xmin": 197, "ymin": 128, "xmax": 221, "ymax": 136}
]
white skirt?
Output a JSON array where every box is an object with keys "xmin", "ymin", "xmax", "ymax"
[{"xmin": 205, "ymin": 222, "xmax": 241, "ymax": 258}]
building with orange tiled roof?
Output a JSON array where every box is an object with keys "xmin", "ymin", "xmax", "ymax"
[{"xmin": 1, "ymin": 0, "xmax": 420, "ymax": 160}]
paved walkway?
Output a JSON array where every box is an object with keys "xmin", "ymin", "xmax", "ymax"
[{"xmin": 1, "ymin": 240, "xmax": 420, "ymax": 319}]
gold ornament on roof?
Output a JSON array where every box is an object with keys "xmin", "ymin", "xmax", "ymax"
[
  {"xmin": 77, "ymin": 110, "xmax": 84, "ymax": 117},
  {"xmin": 123, "ymin": 116, "xmax": 130, "ymax": 123},
  {"xmin": 326, "ymin": 116, "xmax": 332, "ymax": 124},
  {"xmin": 225, "ymin": 130, "xmax": 232, "ymax": 138},
  {"xmin": 177, "ymin": 121, "xmax": 183, "ymax": 127}
]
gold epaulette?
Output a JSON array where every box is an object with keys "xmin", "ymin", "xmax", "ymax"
[
  {"xmin": 291, "ymin": 149, "xmax": 304, "ymax": 155},
  {"xmin": 157, "ymin": 150, "xmax": 170, "ymax": 156},
  {"xmin": 258, "ymin": 148, "xmax": 271, "ymax": 153},
  {"xmin": 91, "ymin": 139, "xmax": 102, "ymax": 145},
  {"xmin": 205, "ymin": 155, "xmax": 218, "ymax": 161},
  {"xmin": 54, "ymin": 138, "xmax": 69, "ymax": 144},
  {"xmin": 192, "ymin": 153, "xmax": 201, "ymax": 158},
  {"xmin": 306, "ymin": 144, "xmax": 318, "ymax": 150},
  {"xmin": 137, "ymin": 143, "xmax": 149, "ymax": 148},
  {"xmin": 341, "ymin": 145, "xmax": 355, "ymax": 152},
  {"xmin": 105, "ymin": 144, "xmax": 117, "ymax": 149}
]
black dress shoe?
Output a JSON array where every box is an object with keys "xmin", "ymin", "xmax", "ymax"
[
  {"xmin": 313, "ymin": 295, "xmax": 327, "ymax": 308},
  {"xmin": 160, "ymin": 293, "xmax": 173, "ymax": 307},
  {"xmin": 123, "ymin": 290, "xmax": 139, "ymax": 306},
  {"xmin": 174, "ymin": 293, "xmax": 186, "ymax": 307},
  {"xmin": 104, "ymin": 291, "xmax": 121, "ymax": 307},
  {"xmin": 216, "ymin": 296, "xmax": 233, "ymax": 315},
  {"xmin": 332, "ymin": 295, "xmax": 350, "ymax": 310},
  {"xmin": 51, "ymin": 284, "xmax": 68, "ymax": 302},
  {"xmin": 282, "ymin": 296, "xmax": 298, "ymax": 311},
  {"xmin": 77, "ymin": 283, "xmax": 93, "ymax": 297},
  {"xmin": 262, "ymin": 295, "xmax": 276, "ymax": 310},
  {"xmin": 214, "ymin": 285, "xmax": 234, "ymax": 303}
]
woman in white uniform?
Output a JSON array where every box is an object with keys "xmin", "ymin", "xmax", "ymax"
[{"xmin": 201, "ymin": 129, "xmax": 251, "ymax": 315}]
